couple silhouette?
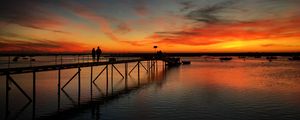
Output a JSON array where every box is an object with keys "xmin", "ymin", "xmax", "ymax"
[{"xmin": 92, "ymin": 46, "xmax": 102, "ymax": 62}]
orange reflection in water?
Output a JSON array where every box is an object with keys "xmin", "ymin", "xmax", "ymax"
[{"xmin": 179, "ymin": 59, "xmax": 300, "ymax": 93}]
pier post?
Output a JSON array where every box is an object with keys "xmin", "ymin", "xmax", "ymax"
[
  {"xmin": 147, "ymin": 60, "xmax": 150, "ymax": 72},
  {"xmin": 78, "ymin": 67, "xmax": 81, "ymax": 105},
  {"xmin": 58, "ymin": 69, "xmax": 61, "ymax": 111},
  {"xmin": 125, "ymin": 63, "xmax": 128, "ymax": 90},
  {"xmin": 138, "ymin": 61, "xmax": 140, "ymax": 86},
  {"xmin": 90, "ymin": 66, "xmax": 93, "ymax": 101},
  {"xmin": 111, "ymin": 64, "xmax": 114, "ymax": 93},
  {"xmin": 33, "ymin": 71, "xmax": 36, "ymax": 119},
  {"xmin": 156, "ymin": 60, "xmax": 158, "ymax": 71},
  {"xmin": 106, "ymin": 65, "xmax": 109, "ymax": 96},
  {"xmin": 150, "ymin": 60, "xmax": 152, "ymax": 71},
  {"xmin": 5, "ymin": 74, "xmax": 9, "ymax": 119}
]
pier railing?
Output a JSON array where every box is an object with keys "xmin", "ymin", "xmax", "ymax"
[{"xmin": 0, "ymin": 55, "xmax": 141, "ymax": 69}]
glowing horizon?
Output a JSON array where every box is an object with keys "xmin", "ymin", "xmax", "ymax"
[{"xmin": 1, "ymin": 0, "xmax": 300, "ymax": 53}]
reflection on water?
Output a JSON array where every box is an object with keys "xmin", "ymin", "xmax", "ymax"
[{"xmin": 1, "ymin": 57, "xmax": 300, "ymax": 120}]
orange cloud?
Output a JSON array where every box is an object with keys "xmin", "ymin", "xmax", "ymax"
[
  {"xmin": 62, "ymin": 2, "xmax": 120, "ymax": 42},
  {"xmin": 153, "ymin": 16, "xmax": 300, "ymax": 47}
]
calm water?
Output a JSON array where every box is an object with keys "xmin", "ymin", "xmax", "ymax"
[{"xmin": 1, "ymin": 57, "xmax": 300, "ymax": 120}]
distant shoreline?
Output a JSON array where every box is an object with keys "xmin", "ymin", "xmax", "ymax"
[{"xmin": 0, "ymin": 52, "xmax": 299, "ymax": 57}]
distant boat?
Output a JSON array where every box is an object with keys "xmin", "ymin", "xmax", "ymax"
[
  {"xmin": 254, "ymin": 56, "xmax": 262, "ymax": 58},
  {"xmin": 266, "ymin": 56, "xmax": 277, "ymax": 62},
  {"xmin": 266, "ymin": 56, "xmax": 277, "ymax": 60},
  {"xmin": 12, "ymin": 56, "xmax": 20, "ymax": 62},
  {"xmin": 165, "ymin": 57, "xmax": 181, "ymax": 66},
  {"xmin": 238, "ymin": 56, "xmax": 246, "ymax": 59},
  {"xmin": 182, "ymin": 60, "xmax": 191, "ymax": 65},
  {"xmin": 22, "ymin": 57, "xmax": 29, "ymax": 60},
  {"xmin": 109, "ymin": 58, "xmax": 116, "ymax": 62},
  {"xmin": 288, "ymin": 56, "xmax": 300, "ymax": 61},
  {"xmin": 266, "ymin": 56, "xmax": 277, "ymax": 59},
  {"xmin": 219, "ymin": 57, "xmax": 232, "ymax": 61}
]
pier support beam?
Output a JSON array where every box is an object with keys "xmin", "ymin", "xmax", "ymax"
[
  {"xmin": 57, "ymin": 69, "xmax": 61, "ymax": 111},
  {"xmin": 111, "ymin": 64, "xmax": 114, "ymax": 93},
  {"xmin": 93, "ymin": 66, "xmax": 107, "ymax": 83},
  {"xmin": 138, "ymin": 61, "xmax": 140, "ymax": 85},
  {"xmin": 61, "ymin": 69, "xmax": 81, "ymax": 90},
  {"xmin": 106, "ymin": 65, "xmax": 109, "ymax": 96},
  {"xmin": 61, "ymin": 67, "xmax": 81, "ymax": 105},
  {"xmin": 5, "ymin": 74, "xmax": 9, "ymax": 119},
  {"xmin": 125, "ymin": 63, "xmax": 128, "ymax": 90},
  {"xmin": 128, "ymin": 61, "xmax": 148, "ymax": 75},
  {"xmin": 90, "ymin": 66, "xmax": 93, "ymax": 101},
  {"xmin": 78, "ymin": 67, "xmax": 81, "ymax": 105},
  {"xmin": 32, "ymin": 71, "xmax": 36, "ymax": 119},
  {"xmin": 112, "ymin": 64, "xmax": 125, "ymax": 78},
  {"xmin": 5, "ymin": 73, "xmax": 35, "ymax": 119},
  {"xmin": 6, "ymin": 74, "xmax": 32, "ymax": 102}
]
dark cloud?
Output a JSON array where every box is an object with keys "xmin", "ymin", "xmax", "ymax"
[
  {"xmin": 179, "ymin": 1, "xmax": 196, "ymax": 12},
  {"xmin": 133, "ymin": 0, "xmax": 149, "ymax": 16},
  {"xmin": 0, "ymin": 0, "xmax": 67, "ymax": 33},
  {"xmin": 156, "ymin": 31, "xmax": 199, "ymax": 36},
  {"xmin": 186, "ymin": 0, "xmax": 236, "ymax": 24},
  {"xmin": 115, "ymin": 23, "xmax": 131, "ymax": 34},
  {"xmin": 0, "ymin": 37, "xmax": 88, "ymax": 53}
]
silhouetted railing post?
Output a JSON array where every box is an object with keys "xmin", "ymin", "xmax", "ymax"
[
  {"xmin": 60, "ymin": 56, "xmax": 63, "ymax": 65},
  {"xmin": 82, "ymin": 55, "xmax": 84, "ymax": 63},
  {"xmin": 8, "ymin": 56, "xmax": 10, "ymax": 69},
  {"xmin": 77, "ymin": 55, "xmax": 80, "ymax": 64},
  {"xmin": 29, "ymin": 56, "xmax": 32, "ymax": 67},
  {"xmin": 55, "ymin": 55, "xmax": 57, "ymax": 65}
]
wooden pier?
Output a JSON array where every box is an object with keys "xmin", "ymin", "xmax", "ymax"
[{"xmin": 1, "ymin": 56, "xmax": 169, "ymax": 119}]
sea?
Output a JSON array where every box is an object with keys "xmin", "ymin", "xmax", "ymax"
[{"xmin": 0, "ymin": 56, "xmax": 300, "ymax": 120}]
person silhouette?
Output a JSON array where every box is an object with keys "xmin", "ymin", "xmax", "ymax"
[
  {"xmin": 92, "ymin": 48, "xmax": 96, "ymax": 61},
  {"xmin": 96, "ymin": 46, "xmax": 102, "ymax": 62}
]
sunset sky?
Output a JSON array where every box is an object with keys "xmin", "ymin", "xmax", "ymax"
[{"xmin": 1, "ymin": 0, "xmax": 300, "ymax": 53}]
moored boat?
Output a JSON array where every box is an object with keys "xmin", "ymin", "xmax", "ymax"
[
  {"xmin": 288, "ymin": 56, "xmax": 300, "ymax": 61},
  {"xmin": 165, "ymin": 57, "xmax": 181, "ymax": 66},
  {"xmin": 182, "ymin": 60, "xmax": 191, "ymax": 65},
  {"xmin": 219, "ymin": 57, "xmax": 232, "ymax": 61},
  {"xmin": 266, "ymin": 56, "xmax": 277, "ymax": 62}
]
